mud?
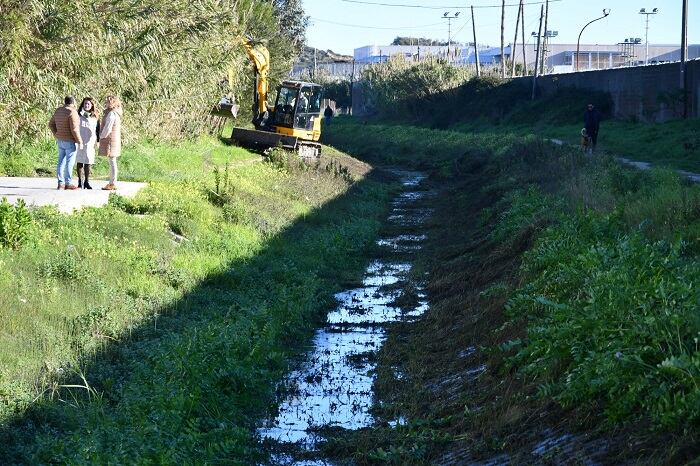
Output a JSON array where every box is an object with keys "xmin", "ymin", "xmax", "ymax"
[{"xmin": 258, "ymin": 171, "xmax": 432, "ymax": 464}]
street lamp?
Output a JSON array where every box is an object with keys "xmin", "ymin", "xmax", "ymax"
[
  {"xmin": 576, "ymin": 9, "xmax": 611, "ymax": 71},
  {"xmin": 639, "ymin": 7, "xmax": 658, "ymax": 65},
  {"xmin": 442, "ymin": 11, "xmax": 460, "ymax": 62}
]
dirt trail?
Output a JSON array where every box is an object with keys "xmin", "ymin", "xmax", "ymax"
[{"xmin": 549, "ymin": 138, "xmax": 700, "ymax": 183}]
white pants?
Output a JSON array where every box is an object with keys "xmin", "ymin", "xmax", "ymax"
[{"xmin": 108, "ymin": 157, "xmax": 118, "ymax": 184}]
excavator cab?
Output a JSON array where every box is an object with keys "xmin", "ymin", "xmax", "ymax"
[
  {"xmin": 232, "ymin": 81, "xmax": 324, "ymax": 158},
  {"xmin": 271, "ymin": 82, "xmax": 323, "ymax": 142}
]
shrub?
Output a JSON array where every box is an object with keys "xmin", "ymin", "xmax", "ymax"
[
  {"xmin": 40, "ymin": 246, "xmax": 88, "ymax": 282},
  {"xmin": 0, "ymin": 198, "xmax": 32, "ymax": 249},
  {"xmin": 360, "ymin": 57, "xmax": 473, "ymax": 119},
  {"xmin": 207, "ymin": 164, "xmax": 236, "ymax": 207},
  {"xmin": 508, "ymin": 209, "xmax": 700, "ymax": 429}
]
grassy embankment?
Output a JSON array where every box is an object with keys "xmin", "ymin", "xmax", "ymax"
[
  {"xmin": 453, "ymin": 115, "xmax": 700, "ymax": 173},
  {"xmin": 0, "ymin": 137, "xmax": 392, "ymax": 463},
  {"xmin": 321, "ymin": 117, "xmax": 700, "ymax": 464},
  {"xmin": 360, "ymin": 72, "xmax": 700, "ymax": 173}
]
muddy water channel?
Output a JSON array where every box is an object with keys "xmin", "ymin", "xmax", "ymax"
[{"xmin": 258, "ymin": 171, "xmax": 432, "ymax": 465}]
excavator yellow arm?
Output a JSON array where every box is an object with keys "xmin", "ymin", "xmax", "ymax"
[{"xmin": 240, "ymin": 38, "xmax": 270, "ymax": 116}]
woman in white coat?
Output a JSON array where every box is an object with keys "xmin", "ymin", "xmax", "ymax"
[{"xmin": 76, "ymin": 97, "xmax": 100, "ymax": 189}]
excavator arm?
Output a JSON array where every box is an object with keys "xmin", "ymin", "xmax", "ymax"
[{"xmin": 240, "ymin": 38, "xmax": 270, "ymax": 124}]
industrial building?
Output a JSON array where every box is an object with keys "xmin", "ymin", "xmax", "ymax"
[{"xmin": 353, "ymin": 42, "xmax": 700, "ymax": 73}]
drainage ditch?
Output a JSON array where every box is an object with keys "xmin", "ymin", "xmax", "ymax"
[{"xmin": 258, "ymin": 171, "xmax": 432, "ymax": 465}]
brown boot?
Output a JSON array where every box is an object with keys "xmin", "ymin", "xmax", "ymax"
[{"xmin": 65, "ymin": 184, "xmax": 79, "ymax": 190}]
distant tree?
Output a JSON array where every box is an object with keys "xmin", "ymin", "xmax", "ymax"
[
  {"xmin": 272, "ymin": 0, "xmax": 308, "ymax": 52},
  {"xmin": 391, "ymin": 37, "xmax": 449, "ymax": 46},
  {"xmin": 323, "ymin": 80, "xmax": 351, "ymax": 108}
]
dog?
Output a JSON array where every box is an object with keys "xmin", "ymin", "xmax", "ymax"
[{"xmin": 580, "ymin": 128, "xmax": 592, "ymax": 154}]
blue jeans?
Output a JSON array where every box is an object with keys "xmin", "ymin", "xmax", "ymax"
[{"xmin": 56, "ymin": 140, "xmax": 77, "ymax": 186}]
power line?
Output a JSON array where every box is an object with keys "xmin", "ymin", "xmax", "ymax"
[
  {"xmin": 453, "ymin": 18, "xmax": 471, "ymax": 36},
  {"xmin": 339, "ymin": 0, "xmax": 562, "ymax": 10},
  {"xmin": 310, "ymin": 16, "xmax": 445, "ymax": 30}
]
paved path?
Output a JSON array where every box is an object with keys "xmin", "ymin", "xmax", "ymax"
[
  {"xmin": 0, "ymin": 177, "xmax": 146, "ymax": 214},
  {"xmin": 549, "ymin": 139, "xmax": 700, "ymax": 183}
]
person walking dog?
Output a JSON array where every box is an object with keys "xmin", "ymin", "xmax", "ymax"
[
  {"xmin": 76, "ymin": 97, "xmax": 100, "ymax": 189},
  {"xmin": 99, "ymin": 95, "xmax": 123, "ymax": 191},
  {"xmin": 48, "ymin": 96, "xmax": 83, "ymax": 190},
  {"xmin": 583, "ymin": 103, "xmax": 601, "ymax": 151}
]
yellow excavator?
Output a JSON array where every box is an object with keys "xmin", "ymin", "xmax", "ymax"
[{"xmin": 220, "ymin": 38, "xmax": 324, "ymax": 158}]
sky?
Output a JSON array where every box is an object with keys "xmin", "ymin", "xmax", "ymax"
[{"xmin": 302, "ymin": 0, "xmax": 698, "ymax": 55}]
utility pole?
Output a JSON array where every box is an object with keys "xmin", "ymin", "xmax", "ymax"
[
  {"xmin": 443, "ymin": 12, "xmax": 460, "ymax": 63},
  {"xmin": 448, "ymin": 18, "xmax": 452, "ymax": 59},
  {"xmin": 639, "ymin": 8, "xmax": 658, "ymax": 65},
  {"xmin": 471, "ymin": 5, "xmax": 481, "ymax": 77},
  {"xmin": 681, "ymin": 0, "xmax": 688, "ymax": 118},
  {"xmin": 511, "ymin": 0, "xmax": 524, "ymax": 77},
  {"xmin": 500, "ymin": 0, "xmax": 506, "ymax": 78},
  {"xmin": 540, "ymin": 0, "xmax": 549, "ymax": 75},
  {"xmin": 532, "ymin": 4, "xmax": 544, "ymax": 100},
  {"xmin": 350, "ymin": 59, "xmax": 355, "ymax": 116},
  {"xmin": 521, "ymin": 3, "xmax": 527, "ymax": 75},
  {"xmin": 313, "ymin": 47, "xmax": 317, "ymax": 79}
]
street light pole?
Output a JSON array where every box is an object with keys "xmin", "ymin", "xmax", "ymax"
[
  {"xmin": 576, "ymin": 9, "xmax": 610, "ymax": 71},
  {"xmin": 639, "ymin": 8, "xmax": 658, "ymax": 65}
]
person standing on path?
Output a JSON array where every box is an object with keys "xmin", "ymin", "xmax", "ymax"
[
  {"xmin": 48, "ymin": 96, "xmax": 83, "ymax": 190},
  {"xmin": 583, "ymin": 103, "xmax": 602, "ymax": 151},
  {"xmin": 76, "ymin": 97, "xmax": 100, "ymax": 189},
  {"xmin": 99, "ymin": 95, "xmax": 123, "ymax": 191},
  {"xmin": 324, "ymin": 105, "xmax": 334, "ymax": 126}
]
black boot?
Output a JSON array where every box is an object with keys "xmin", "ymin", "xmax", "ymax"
[
  {"xmin": 84, "ymin": 165, "xmax": 93, "ymax": 189},
  {"xmin": 76, "ymin": 163, "xmax": 83, "ymax": 188}
]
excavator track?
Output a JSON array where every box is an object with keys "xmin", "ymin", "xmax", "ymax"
[{"xmin": 231, "ymin": 127, "xmax": 321, "ymax": 158}]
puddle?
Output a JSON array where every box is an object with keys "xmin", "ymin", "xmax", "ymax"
[
  {"xmin": 258, "ymin": 171, "xmax": 432, "ymax": 463},
  {"xmin": 376, "ymin": 234, "xmax": 427, "ymax": 252},
  {"xmin": 458, "ymin": 346, "xmax": 477, "ymax": 359}
]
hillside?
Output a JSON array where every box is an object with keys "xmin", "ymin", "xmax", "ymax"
[{"xmin": 296, "ymin": 45, "xmax": 353, "ymax": 67}]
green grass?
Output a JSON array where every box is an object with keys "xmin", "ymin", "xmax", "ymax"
[
  {"xmin": 0, "ymin": 136, "xmax": 392, "ymax": 463},
  {"xmin": 0, "ymin": 132, "xmax": 257, "ymax": 181},
  {"xmin": 448, "ymin": 118, "xmax": 700, "ymax": 173},
  {"xmin": 324, "ymin": 118, "xmax": 700, "ymax": 459}
]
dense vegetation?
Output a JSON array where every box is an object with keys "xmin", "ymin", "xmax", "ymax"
[
  {"xmin": 0, "ymin": 138, "xmax": 391, "ymax": 463},
  {"xmin": 391, "ymin": 37, "xmax": 448, "ymax": 46},
  {"xmin": 358, "ymin": 58, "xmax": 473, "ymax": 119},
  {"xmin": 0, "ymin": 0, "xmax": 303, "ymax": 145},
  {"xmin": 324, "ymin": 118, "xmax": 699, "ymax": 462}
]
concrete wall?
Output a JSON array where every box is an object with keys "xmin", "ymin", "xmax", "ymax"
[
  {"xmin": 531, "ymin": 60, "xmax": 700, "ymax": 121},
  {"xmin": 349, "ymin": 60, "xmax": 700, "ymax": 122}
]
